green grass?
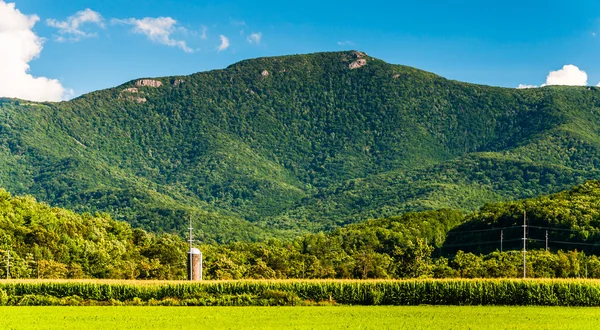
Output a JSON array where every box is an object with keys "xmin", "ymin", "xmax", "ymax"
[{"xmin": 1, "ymin": 306, "xmax": 599, "ymax": 329}]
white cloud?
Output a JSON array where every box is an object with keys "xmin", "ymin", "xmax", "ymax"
[
  {"xmin": 247, "ymin": 32, "xmax": 261, "ymax": 44},
  {"xmin": 337, "ymin": 40, "xmax": 355, "ymax": 46},
  {"xmin": 518, "ymin": 64, "xmax": 589, "ymax": 89},
  {"xmin": 542, "ymin": 64, "xmax": 587, "ymax": 86},
  {"xmin": 217, "ymin": 35, "xmax": 229, "ymax": 51},
  {"xmin": 517, "ymin": 84, "xmax": 537, "ymax": 89},
  {"xmin": 0, "ymin": 1, "xmax": 70, "ymax": 101},
  {"xmin": 113, "ymin": 16, "xmax": 192, "ymax": 53},
  {"xmin": 46, "ymin": 8, "xmax": 104, "ymax": 42}
]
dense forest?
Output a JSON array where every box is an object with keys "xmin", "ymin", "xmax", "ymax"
[
  {"xmin": 0, "ymin": 189, "xmax": 186, "ymax": 279},
  {"xmin": 2, "ymin": 51, "xmax": 600, "ymax": 240},
  {"xmin": 201, "ymin": 181, "xmax": 600, "ymax": 279},
  {"xmin": 3, "ymin": 182, "xmax": 600, "ymax": 280}
]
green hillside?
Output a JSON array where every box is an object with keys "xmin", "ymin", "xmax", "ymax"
[
  {"xmin": 195, "ymin": 181, "xmax": 600, "ymax": 279},
  {"xmin": 2, "ymin": 51, "xmax": 600, "ymax": 240},
  {"xmin": 2, "ymin": 179, "xmax": 600, "ymax": 280},
  {"xmin": 443, "ymin": 180, "xmax": 600, "ymax": 255},
  {"xmin": 0, "ymin": 189, "xmax": 185, "ymax": 279}
]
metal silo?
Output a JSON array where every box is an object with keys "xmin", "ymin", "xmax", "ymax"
[{"xmin": 188, "ymin": 248, "xmax": 202, "ymax": 281}]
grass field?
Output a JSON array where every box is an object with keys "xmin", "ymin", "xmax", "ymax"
[{"xmin": 1, "ymin": 306, "xmax": 599, "ymax": 329}]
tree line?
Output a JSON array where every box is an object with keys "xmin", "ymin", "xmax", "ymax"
[{"xmin": 4, "ymin": 181, "xmax": 600, "ymax": 280}]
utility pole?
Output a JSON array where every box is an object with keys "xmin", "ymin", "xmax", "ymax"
[
  {"xmin": 188, "ymin": 216, "xmax": 193, "ymax": 281},
  {"xmin": 6, "ymin": 250, "xmax": 10, "ymax": 280},
  {"xmin": 500, "ymin": 230, "xmax": 503, "ymax": 252},
  {"xmin": 545, "ymin": 230, "xmax": 548, "ymax": 252},
  {"xmin": 523, "ymin": 210, "xmax": 527, "ymax": 279}
]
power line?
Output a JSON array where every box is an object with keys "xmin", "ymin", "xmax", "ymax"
[
  {"xmin": 443, "ymin": 238, "xmax": 522, "ymax": 248},
  {"xmin": 446, "ymin": 225, "xmax": 522, "ymax": 235},
  {"xmin": 527, "ymin": 225, "xmax": 582, "ymax": 233},
  {"xmin": 442, "ymin": 210, "xmax": 600, "ymax": 258},
  {"xmin": 449, "ymin": 224, "xmax": 597, "ymax": 237},
  {"xmin": 547, "ymin": 240, "xmax": 600, "ymax": 247},
  {"xmin": 526, "ymin": 238, "xmax": 546, "ymax": 243},
  {"xmin": 443, "ymin": 235, "xmax": 600, "ymax": 251}
]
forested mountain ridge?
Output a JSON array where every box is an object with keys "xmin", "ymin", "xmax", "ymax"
[{"xmin": 1, "ymin": 50, "xmax": 600, "ymax": 240}]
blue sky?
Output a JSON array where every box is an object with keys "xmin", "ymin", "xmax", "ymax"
[{"xmin": 2, "ymin": 0, "xmax": 600, "ymax": 101}]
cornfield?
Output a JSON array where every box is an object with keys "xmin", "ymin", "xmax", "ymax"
[{"xmin": 1, "ymin": 279, "xmax": 600, "ymax": 306}]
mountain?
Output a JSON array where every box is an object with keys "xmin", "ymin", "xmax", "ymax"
[{"xmin": 1, "ymin": 50, "xmax": 600, "ymax": 241}]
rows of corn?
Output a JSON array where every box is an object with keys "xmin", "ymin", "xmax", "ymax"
[{"xmin": 1, "ymin": 279, "xmax": 600, "ymax": 306}]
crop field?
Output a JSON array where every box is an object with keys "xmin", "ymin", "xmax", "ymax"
[
  {"xmin": 1, "ymin": 306, "xmax": 600, "ymax": 329},
  {"xmin": 3, "ymin": 279, "xmax": 600, "ymax": 307},
  {"xmin": 3, "ymin": 278, "xmax": 600, "ymax": 307}
]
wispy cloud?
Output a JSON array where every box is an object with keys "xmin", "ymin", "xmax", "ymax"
[
  {"xmin": 200, "ymin": 25, "xmax": 208, "ymax": 39},
  {"xmin": 46, "ymin": 8, "xmax": 104, "ymax": 42},
  {"xmin": 247, "ymin": 32, "xmax": 262, "ymax": 44},
  {"xmin": 337, "ymin": 40, "xmax": 355, "ymax": 46},
  {"xmin": 217, "ymin": 35, "xmax": 230, "ymax": 51},
  {"xmin": 113, "ymin": 16, "xmax": 193, "ymax": 53},
  {"xmin": 0, "ymin": 0, "xmax": 71, "ymax": 101}
]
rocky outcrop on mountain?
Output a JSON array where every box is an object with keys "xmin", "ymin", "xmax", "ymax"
[
  {"xmin": 173, "ymin": 79, "xmax": 184, "ymax": 87},
  {"xmin": 119, "ymin": 87, "xmax": 145, "ymax": 103},
  {"xmin": 349, "ymin": 59, "xmax": 367, "ymax": 69},
  {"xmin": 135, "ymin": 79, "xmax": 162, "ymax": 88},
  {"xmin": 261, "ymin": 70, "xmax": 270, "ymax": 77},
  {"xmin": 119, "ymin": 88, "xmax": 146, "ymax": 103}
]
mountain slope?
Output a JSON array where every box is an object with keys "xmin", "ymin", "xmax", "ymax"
[{"xmin": 2, "ymin": 51, "xmax": 600, "ymax": 239}]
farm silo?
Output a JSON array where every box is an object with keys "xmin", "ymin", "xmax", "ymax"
[{"xmin": 188, "ymin": 248, "xmax": 202, "ymax": 281}]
